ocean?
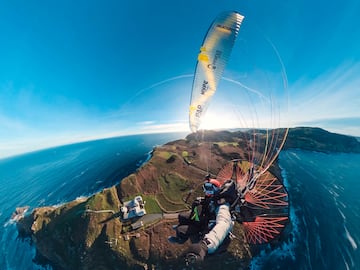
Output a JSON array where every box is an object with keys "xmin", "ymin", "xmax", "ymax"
[
  {"xmin": 1, "ymin": 133, "xmax": 359, "ymax": 269},
  {"xmin": 250, "ymin": 150, "xmax": 360, "ymax": 270},
  {"xmin": 0, "ymin": 132, "xmax": 186, "ymax": 270}
]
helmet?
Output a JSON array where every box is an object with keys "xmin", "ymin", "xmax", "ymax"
[{"xmin": 203, "ymin": 179, "xmax": 221, "ymax": 197}]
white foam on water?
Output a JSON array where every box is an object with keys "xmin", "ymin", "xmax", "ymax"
[{"xmin": 344, "ymin": 225, "xmax": 358, "ymax": 250}]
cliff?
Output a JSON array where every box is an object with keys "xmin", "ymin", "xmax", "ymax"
[
  {"xmin": 16, "ymin": 127, "xmax": 360, "ymax": 269},
  {"xmin": 283, "ymin": 127, "xmax": 360, "ymax": 153}
]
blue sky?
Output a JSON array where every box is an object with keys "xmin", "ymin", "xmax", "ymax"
[{"xmin": 1, "ymin": 0, "xmax": 360, "ymax": 158}]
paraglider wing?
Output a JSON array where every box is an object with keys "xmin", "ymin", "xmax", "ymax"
[{"xmin": 189, "ymin": 11, "xmax": 244, "ymax": 132}]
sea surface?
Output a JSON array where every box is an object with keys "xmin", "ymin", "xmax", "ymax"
[
  {"xmin": 250, "ymin": 150, "xmax": 360, "ymax": 270},
  {"xmin": 1, "ymin": 133, "xmax": 359, "ymax": 269}
]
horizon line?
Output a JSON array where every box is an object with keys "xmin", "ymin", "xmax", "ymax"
[{"xmin": 1, "ymin": 126, "xmax": 359, "ymax": 160}]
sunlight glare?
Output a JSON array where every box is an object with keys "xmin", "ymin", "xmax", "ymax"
[{"xmin": 200, "ymin": 110, "xmax": 240, "ymax": 130}]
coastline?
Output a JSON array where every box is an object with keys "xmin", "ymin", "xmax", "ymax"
[{"xmin": 15, "ymin": 127, "xmax": 360, "ymax": 269}]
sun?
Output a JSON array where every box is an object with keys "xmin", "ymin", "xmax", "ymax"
[{"xmin": 200, "ymin": 110, "xmax": 240, "ymax": 130}]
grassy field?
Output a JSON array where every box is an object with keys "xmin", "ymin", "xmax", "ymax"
[
  {"xmin": 155, "ymin": 193, "xmax": 188, "ymax": 212},
  {"xmin": 155, "ymin": 150, "xmax": 173, "ymax": 160},
  {"xmin": 142, "ymin": 195, "xmax": 162, "ymax": 214},
  {"xmin": 159, "ymin": 173, "xmax": 189, "ymax": 203}
]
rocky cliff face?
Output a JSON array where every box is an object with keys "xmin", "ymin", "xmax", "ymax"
[{"xmin": 16, "ymin": 127, "xmax": 360, "ymax": 269}]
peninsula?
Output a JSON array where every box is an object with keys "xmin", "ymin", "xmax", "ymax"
[{"xmin": 16, "ymin": 127, "xmax": 360, "ymax": 269}]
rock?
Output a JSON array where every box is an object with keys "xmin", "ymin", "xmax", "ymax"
[{"xmin": 11, "ymin": 206, "xmax": 29, "ymax": 221}]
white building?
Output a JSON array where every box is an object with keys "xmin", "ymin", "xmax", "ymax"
[{"xmin": 121, "ymin": 196, "xmax": 146, "ymax": 220}]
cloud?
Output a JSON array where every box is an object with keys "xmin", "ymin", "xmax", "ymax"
[
  {"xmin": 137, "ymin": 121, "xmax": 156, "ymax": 126},
  {"xmin": 116, "ymin": 74, "xmax": 193, "ymax": 114},
  {"xmin": 294, "ymin": 117, "xmax": 360, "ymax": 137},
  {"xmin": 0, "ymin": 75, "xmax": 193, "ymax": 159},
  {"xmin": 288, "ymin": 62, "xmax": 360, "ymax": 135},
  {"xmin": 137, "ymin": 120, "xmax": 188, "ymax": 133},
  {"xmin": 0, "ymin": 114, "xmax": 27, "ymax": 131}
]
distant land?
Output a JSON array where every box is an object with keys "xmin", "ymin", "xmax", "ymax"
[
  {"xmin": 16, "ymin": 127, "xmax": 360, "ymax": 269},
  {"xmin": 283, "ymin": 127, "xmax": 360, "ymax": 153}
]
